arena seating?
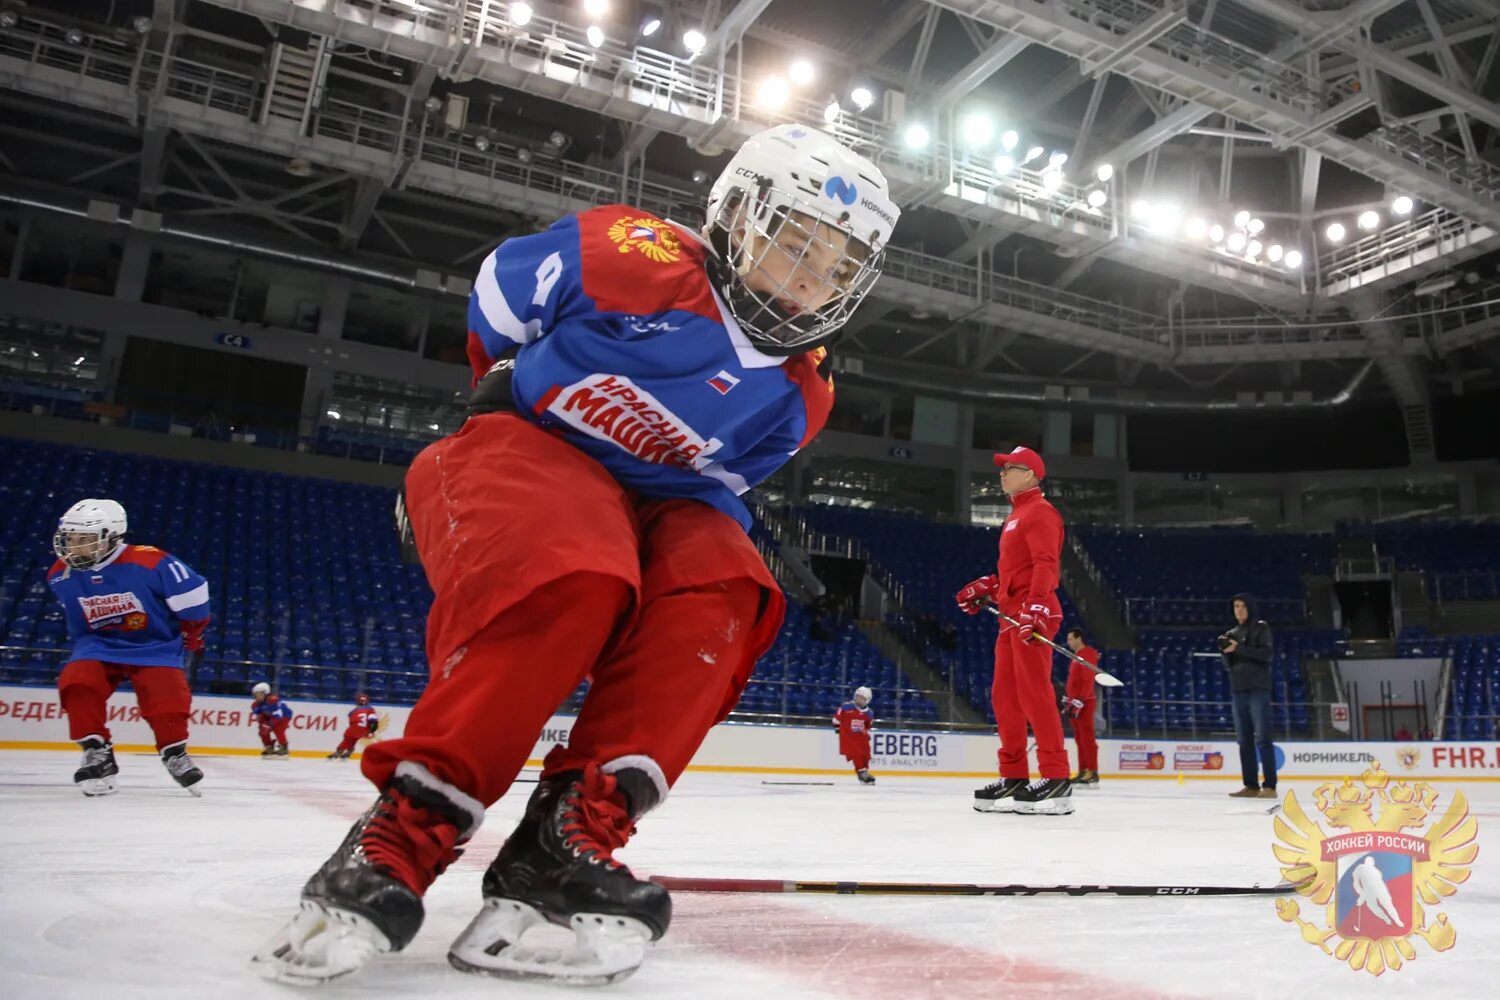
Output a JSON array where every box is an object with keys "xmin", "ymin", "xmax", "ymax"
[
  {"xmin": 1073, "ymin": 526, "xmax": 1328, "ymax": 625},
  {"xmin": 0, "ymin": 437, "xmax": 937, "ymax": 722}
]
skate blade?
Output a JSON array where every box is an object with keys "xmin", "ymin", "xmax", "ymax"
[
  {"xmin": 250, "ymin": 899, "xmax": 392, "ymax": 985},
  {"xmin": 1014, "ymin": 799, "xmax": 1075, "ymax": 816},
  {"xmin": 973, "ymin": 799, "xmax": 1021, "ymax": 814},
  {"xmin": 78, "ymin": 777, "xmax": 118, "ymax": 797},
  {"xmin": 448, "ymin": 898, "xmax": 652, "ymax": 986}
]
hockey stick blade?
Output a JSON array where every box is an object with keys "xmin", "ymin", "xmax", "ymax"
[
  {"xmin": 650, "ymin": 876, "xmax": 1306, "ymax": 897},
  {"xmin": 984, "ymin": 606, "xmax": 1124, "ymax": 687}
]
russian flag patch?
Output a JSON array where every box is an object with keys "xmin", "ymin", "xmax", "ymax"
[{"xmin": 707, "ymin": 370, "xmax": 741, "ymax": 395}]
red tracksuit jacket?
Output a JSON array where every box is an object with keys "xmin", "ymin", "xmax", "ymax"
[{"xmin": 995, "ymin": 486, "xmax": 1064, "ymax": 624}]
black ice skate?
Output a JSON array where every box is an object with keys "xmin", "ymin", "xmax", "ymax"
[
  {"xmin": 448, "ymin": 763, "xmax": 671, "ymax": 986},
  {"xmin": 973, "ymin": 777, "xmax": 1026, "ymax": 813},
  {"xmin": 856, "ymin": 769, "xmax": 876, "ymax": 785},
  {"xmin": 74, "ymin": 736, "xmax": 118, "ymax": 797},
  {"xmin": 251, "ymin": 766, "xmax": 476, "ymax": 984},
  {"xmin": 161, "ymin": 742, "xmax": 203, "ymax": 796},
  {"xmin": 1074, "ymin": 769, "xmax": 1100, "ymax": 788},
  {"xmin": 261, "ymin": 745, "xmax": 277, "ymax": 758},
  {"xmin": 274, "ymin": 743, "xmax": 290, "ymax": 757},
  {"xmin": 1013, "ymin": 777, "xmax": 1074, "ymax": 815},
  {"xmin": 326, "ymin": 749, "xmax": 350, "ymax": 760}
]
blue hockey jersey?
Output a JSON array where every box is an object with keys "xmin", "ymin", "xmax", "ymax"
[
  {"xmin": 465, "ymin": 205, "xmax": 835, "ymax": 531},
  {"xmin": 254, "ymin": 698, "xmax": 293, "ymax": 722},
  {"xmin": 47, "ymin": 544, "xmax": 210, "ymax": 668}
]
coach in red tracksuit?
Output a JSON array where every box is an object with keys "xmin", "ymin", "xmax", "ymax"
[{"xmin": 956, "ymin": 446, "xmax": 1067, "ymax": 783}]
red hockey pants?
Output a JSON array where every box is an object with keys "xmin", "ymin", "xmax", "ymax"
[
  {"xmin": 361, "ymin": 413, "xmax": 784, "ymax": 810},
  {"xmin": 58, "ymin": 660, "xmax": 192, "ymax": 751},
  {"xmin": 840, "ymin": 733, "xmax": 871, "ymax": 771},
  {"xmin": 991, "ymin": 627, "xmax": 1069, "ymax": 780},
  {"xmin": 336, "ymin": 723, "xmax": 369, "ymax": 754},
  {"xmin": 1073, "ymin": 701, "xmax": 1098, "ymax": 771}
]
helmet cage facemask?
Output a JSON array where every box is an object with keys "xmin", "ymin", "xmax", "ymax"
[
  {"xmin": 53, "ymin": 527, "xmax": 121, "ymax": 570},
  {"xmin": 709, "ymin": 184, "xmax": 884, "ymax": 354}
]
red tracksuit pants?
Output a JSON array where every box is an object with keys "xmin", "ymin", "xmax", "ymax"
[
  {"xmin": 1072, "ymin": 701, "xmax": 1098, "ymax": 771},
  {"xmin": 361, "ymin": 413, "xmax": 783, "ymax": 814},
  {"xmin": 991, "ymin": 627, "xmax": 1069, "ymax": 780},
  {"xmin": 57, "ymin": 660, "xmax": 192, "ymax": 752},
  {"xmin": 259, "ymin": 719, "xmax": 290, "ymax": 747},
  {"xmin": 840, "ymin": 733, "xmax": 871, "ymax": 771}
]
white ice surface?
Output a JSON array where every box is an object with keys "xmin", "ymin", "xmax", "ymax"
[{"xmin": 1, "ymin": 751, "xmax": 1495, "ymax": 1000}]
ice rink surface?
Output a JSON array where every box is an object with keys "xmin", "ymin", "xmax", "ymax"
[{"xmin": 1, "ymin": 750, "xmax": 1495, "ymax": 1000}]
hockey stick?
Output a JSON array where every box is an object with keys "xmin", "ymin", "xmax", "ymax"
[
  {"xmin": 985, "ymin": 606, "xmax": 1124, "ymax": 687},
  {"xmin": 650, "ymin": 875, "xmax": 1306, "ymax": 897},
  {"xmin": 761, "ymin": 781, "xmax": 836, "ymax": 786}
]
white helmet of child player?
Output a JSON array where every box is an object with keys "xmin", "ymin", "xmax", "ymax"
[
  {"xmin": 705, "ymin": 124, "xmax": 901, "ymax": 354},
  {"xmin": 53, "ymin": 498, "xmax": 127, "ymax": 570},
  {"xmin": 854, "ymin": 686, "xmax": 873, "ymax": 704},
  {"xmin": 252, "ymin": 682, "xmax": 271, "ymax": 697}
]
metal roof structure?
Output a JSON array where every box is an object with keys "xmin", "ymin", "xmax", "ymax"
[{"xmin": 1, "ymin": 0, "xmax": 1498, "ymax": 455}]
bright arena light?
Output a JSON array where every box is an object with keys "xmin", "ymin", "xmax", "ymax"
[
  {"xmin": 993, "ymin": 154, "xmax": 1014, "ymax": 174},
  {"xmin": 1087, "ymin": 189, "xmax": 1107, "ymax": 208},
  {"xmin": 1233, "ymin": 210, "xmax": 1250, "ymax": 229},
  {"xmin": 1267, "ymin": 244, "xmax": 1284, "ymax": 263},
  {"xmin": 1000, "ymin": 130, "xmax": 1019, "ymax": 152},
  {"xmin": 757, "ymin": 76, "xmax": 789, "ymax": 110},
  {"xmin": 1095, "ymin": 163, "xmax": 1113, "ymax": 183},
  {"xmin": 1041, "ymin": 169, "xmax": 1063, "ymax": 191},
  {"xmin": 961, "ymin": 114, "xmax": 994, "ymax": 147},
  {"xmin": 683, "ymin": 29, "xmax": 706, "ymax": 54},
  {"xmin": 640, "ymin": 17, "xmax": 661, "ymax": 36},
  {"xmin": 788, "ymin": 60, "xmax": 816, "ymax": 86},
  {"xmin": 1209, "ymin": 224, "xmax": 1225, "ymax": 243},
  {"xmin": 823, "ymin": 100, "xmax": 840, "ymax": 124},
  {"xmin": 586, "ymin": 24, "xmax": 604, "ymax": 47},
  {"xmin": 1391, "ymin": 195, "xmax": 1414, "ymax": 216},
  {"xmin": 1358, "ymin": 210, "xmax": 1381, "ymax": 230},
  {"xmin": 583, "ymin": 0, "xmax": 608, "ymax": 17},
  {"xmin": 1048, "ymin": 151, "xmax": 1068, "ymax": 169},
  {"xmin": 1023, "ymin": 145, "xmax": 1044, "ymax": 164},
  {"xmin": 850, "ymin": 87, "xmax": 873, "ymax": 111},
  {"xmin": 1151, "ymin": 203, "xmax": 1181, "ymax": 234},
  {"xmin": 1246, "ymin": 239, "xmax": 1263, "ymax": 258},
  {"xmin": 1132, "ymin": 199, "xmax": 1152, "ymax": 220},
  {"xmin": 903, "ymin": 123, "xmax": 931, "ymax": 150},
  {"xmin": 1185, "ymin": 217, "xmax": 1208, "ymax": 239},
  {"xmin": 1247, "ymin": 217, "xmax": 1265, "ymax": 235},
  {"xmin": 510, "ymin": 2, "xmax": 534, "ymax": 26},
  {"xmin": 1325, "ymin": 221, "xmax": 1346, "ymax": 242},
  {"xmin": 1284, "ymin": 249, "xmax": 1303, "ymax": 269},
  {"xmin": 1227, "ymin": 231, "xmax": 1247, "ymax": 252}
]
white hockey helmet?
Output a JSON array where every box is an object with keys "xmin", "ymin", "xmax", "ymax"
[
  {"xmin": 252, "ymin": 682, "xmax": 271, "ymax": 698},
  {"xmin": 854, "ymin": 686, "xmax": 873, "ymax": 706},
  {"xmin": 53, "ymin": 498, "xmax": 127, "ymax": 570},
  {"xmin": 705, "ymin": 124, "xmax": 900, "ymax": 354}
]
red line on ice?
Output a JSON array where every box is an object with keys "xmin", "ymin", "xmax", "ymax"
[{"xmin": 666, "ymin": 894, "xmax": 1194, "ymax": 999}]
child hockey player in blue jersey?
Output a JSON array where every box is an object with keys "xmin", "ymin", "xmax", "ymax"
[
  {"xmin": 48, "ymin": 499, "xmax": 210, "ymax": 796},
  {"xmin": 256, "ymin": 123, "xmax": 901, "ymax": 986}
]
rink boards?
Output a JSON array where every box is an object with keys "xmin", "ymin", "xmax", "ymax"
[{"xmin": 0, "ymin": 684, "xmax": 1496, "ymax": 781}]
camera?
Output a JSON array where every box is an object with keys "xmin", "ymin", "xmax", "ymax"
[{"xmin": 1217, "ymin": 633, "xmax": 1234, "ymax": 651}]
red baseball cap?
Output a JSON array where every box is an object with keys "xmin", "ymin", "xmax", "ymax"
[{"xmin": 992, "ymin": 445, "xmax": 1046, "ymax": 480}]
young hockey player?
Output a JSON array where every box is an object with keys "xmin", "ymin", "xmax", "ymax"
[
  {"xmin": 834, "ymin": 686, "xmax": 877, "ymax": 784},
  {"xmin": 1063, "ymin": 629, "xmax": 1100, "ymax": 787},
  {"xmin": 250, "ymin": 681, "xmax": 276, "ymax": 756},
  {"xmin": 956, "ymin": 447, "xmax": 1073, "ymax": 815},
  {"xmin": 48, "ymin": 499, "xmax": 209, "ymax": 796},
  {"xmin": 253, "ymin": 123, "xmax": 901, "ymax": 986},
  {"xmin": 329, "ymin": 693, "xmax": 379, "ymax": 759},
  {"xmin": 258, "ymin": 692, "xmax": 293, "ymax": 757}
]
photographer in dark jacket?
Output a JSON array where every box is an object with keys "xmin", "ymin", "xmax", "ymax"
[{"xmin": 1220, "ymin": 593, "xmax": 1276, "ymax": 798}]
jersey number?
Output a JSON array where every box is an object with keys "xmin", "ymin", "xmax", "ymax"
[
  {"xmin": 533, "ymin": 252, "xmax": 563, "ymax": 307},
  {"xmin": 167, "ymin": 561, "xmax": 191, "ymax": 583}
]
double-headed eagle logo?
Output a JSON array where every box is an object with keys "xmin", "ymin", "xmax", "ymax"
[
  {"xmin": 607, "ymin": 216, "xmax": 682, "ymax": 264},
  {"xmin": 1272, "ymin": 761, "xmax": 1478, "ymax": 975}
]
